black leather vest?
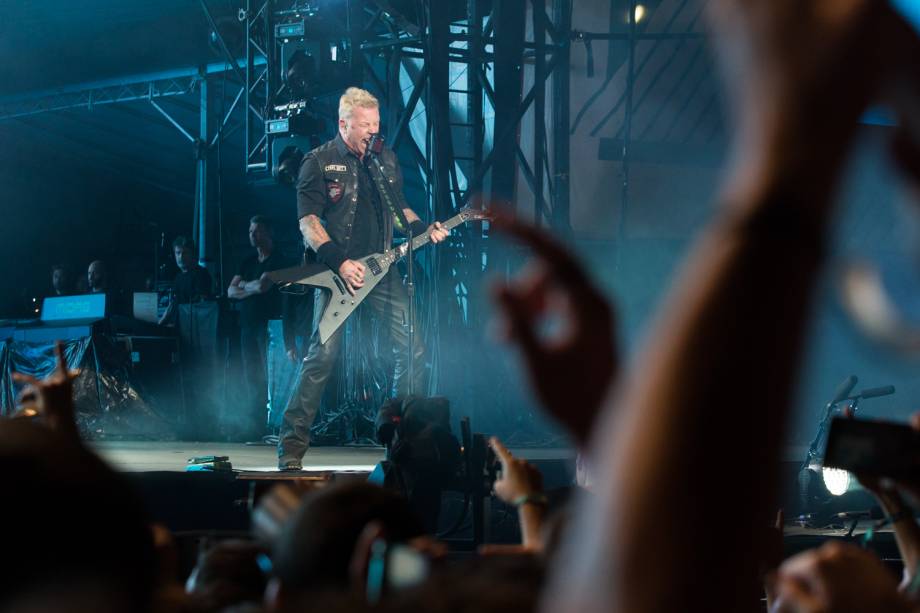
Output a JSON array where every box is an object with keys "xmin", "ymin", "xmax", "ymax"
[{"xmin": 305, "ymin": 136, "xmax": 407, "ymax": 253}]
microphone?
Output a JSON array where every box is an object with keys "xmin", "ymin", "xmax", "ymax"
[
  {"xmin": 830, "ymin": 375, "xmax": 858, "ymax": 406},
  {"xmin": 856, "ymin": 385, "xmax": 896, "ymax": 399},
  {"xmin": 366, "ymin": 133, "xmax": 385, "ymax": 156}
]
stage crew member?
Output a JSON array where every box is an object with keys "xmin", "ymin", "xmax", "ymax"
[
  {"xmin": 277, "ymin": 87, "xmax": 448, "ymax": 470},
  {"xmin": 49, "ymin": 265, "xmax": 73, "ymax": 297},
  {"xmin": 228, "ymin": 215, "xmax": 286, "ymax": 442},
  {"xmin": 87, "ymin": 259, "xmax": 128, "ymax": 316},
  {"xmin": 158, "ymin": 236, "xmax": 213, "ymax": 326}
]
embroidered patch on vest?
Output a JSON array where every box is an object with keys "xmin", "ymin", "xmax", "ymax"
[
  {"xmin": 326, "ymin": 181, "xmax": 344, "ymax": 203},
  {"xmin": 324, "ymin": 164, "xmax": 348, "ymax": 173}
]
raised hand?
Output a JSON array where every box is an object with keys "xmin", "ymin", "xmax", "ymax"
[
  {"xmin": 489, "ymin": 436, "xmax": 546, "ymax": 551},
  {"xmin": 770, "ymin": 542, "xmax": 910, "ymax": 613},
  {"xmin": 492, "ymin": 216, "xmax": 617, "ymax": 446},
  {"xmin": 489, "ymin": 436, "xmax": 543, "ymax": 504}
]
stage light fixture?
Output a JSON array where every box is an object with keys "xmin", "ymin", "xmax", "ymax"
[
  {"xmin": 276, "ymin": 21, "xmax": 306, "ymax": 38},
  {"xmin": 274, "ymin": 144, "xmax": 305, "ymax": 186},
  {"xmin": 821, "ymin": 467, "xmax": 852, "ymax": 496},
  {"xmin": 267, "ymin": 118, "xmax": 290, "ymax": 134},
  {"xmin": 285, "ymin": 49, "xmax": 317, "ymax": 98}
]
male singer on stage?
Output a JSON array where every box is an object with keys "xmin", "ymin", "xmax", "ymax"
[{"xmin": 277, "ymin": 87, "xmax": 448, "ymax": 471}]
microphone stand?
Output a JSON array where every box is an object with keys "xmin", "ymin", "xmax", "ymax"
[
  {"xmin": 801, "ymin": 376, "xmax": 858, "ymax": 472},
  {"xmin": 365, "ymin": 141, "xmax": 418, "ymax": 397},
  {"xmin": 406, "ymin": 224, "xmax": 416, "ymax": 396}
]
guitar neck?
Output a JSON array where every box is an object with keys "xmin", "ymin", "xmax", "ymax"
[{"xmin": 405, "ymin": 213, "xmax": 467, "ymax": 252}]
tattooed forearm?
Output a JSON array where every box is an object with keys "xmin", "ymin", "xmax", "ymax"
[{"xmin": 299, "ymin": 214, "xmax": 332, "ymax": 251}]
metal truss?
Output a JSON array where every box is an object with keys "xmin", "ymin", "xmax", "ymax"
[
  {"xmin": 568, "ymin": 0, "xmax": 717, "ymax": 253},
  {"xmin": 0, "ymin": 73, "xmax": 196, "ymax": 122},
  {"xmin": 356, "ymin": 0, "xmax": 573, "ymax": 234},
  {"xmin": 350, "ymin": 0, "xmax": 574, "ymax": 314},
  {"xmin": 244, "ymin": 0, "xmax": 273, "ymax": 173},
  {"xmin": 243, "ymin": 0, "xmax": 572, "ymax": 227},
  {"xmin": 2, "ymin": 0, "xmax": 575, "ymax": 324},
  {"xmin": 0, "ymin": 5, "xmax": 273, "ymax": 288}
]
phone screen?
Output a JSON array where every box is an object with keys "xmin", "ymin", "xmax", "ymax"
[
  {"xmin": 824, "ymin": 417, "xmax": 920, "ymax": 477},
  {"xmin": 366, "ymin": 540, "xmax": 429, "ymax": 604}
]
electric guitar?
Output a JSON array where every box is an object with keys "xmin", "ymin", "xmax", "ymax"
[{"xmin": 267, "ymin": 207, "xmax": 490, "ymax": 344}]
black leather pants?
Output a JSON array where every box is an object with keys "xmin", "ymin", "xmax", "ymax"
[{"xmin": 277, "ymin": 269, "xmax": 425, "ymax": 462}]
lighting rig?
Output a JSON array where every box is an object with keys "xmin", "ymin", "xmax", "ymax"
[{"xmin": 266, "ymin": 1, "xmax": 356, "ymax": 179}]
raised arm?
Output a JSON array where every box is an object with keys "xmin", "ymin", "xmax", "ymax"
[{"xmin": 543, "ymin": 2, "xmax": 919, "ymax": 612}]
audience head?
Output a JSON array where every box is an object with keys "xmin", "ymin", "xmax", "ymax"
[
  {"xmin": 380, "ymin": 554, "xmax": 545, "ymax": 613},
  {"xmin": 172, "ymin": 236, "xmax": 197, "ymax": 273},
  {"xmin": 249, "ymin": 215, "xmax": 274, "ymax": 251},
  {"xmin": 185, "ymin": 539, "xmax": 269, "ymax": 611},
  {"xmin": 0, "ymin": 420, "xmax": 156, "ymax": 610},
  {"xmin": 51, "ymin": 264, "xmax": 71, "ymax": 296},
  {"xmin": 268, "ymin": 481, "xmax": 425, "ymax": 607},
  {"xmin": 87, "ymin": 260, "xmax": 107, "ymax": 292}
]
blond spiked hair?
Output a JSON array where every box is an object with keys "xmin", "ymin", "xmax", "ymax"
[{"xmin": 339, "ymin": 87, "xmax": 379, "ymax": 121}]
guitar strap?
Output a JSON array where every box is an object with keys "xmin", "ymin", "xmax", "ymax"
[{"xmin": 366, "ymin": 154, "xmax": 413, "ymax": 235}]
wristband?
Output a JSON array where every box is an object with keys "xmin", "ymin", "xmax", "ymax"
[
  {"xmin": 408, "ymin": 219, "xmax": 428, "ymax": 238},
  {"xmin": 512, "ymin": 493, "xmax": 548, "ymax": 508},
  {"xmin": 316, "ymin": 242, "xmax": 347, "ymax": 273}
]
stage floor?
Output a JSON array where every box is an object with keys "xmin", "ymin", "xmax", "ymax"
[{"xmin": 91, "ymin": 441, "xmax": 576, "ymax": 474}]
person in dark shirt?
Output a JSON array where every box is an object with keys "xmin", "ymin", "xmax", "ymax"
[
  {"xmin": 87, "ymin": 260, "xmax": 109, "ymax": 294},
  {"xmin": 86, "ymin": 259, "xmax": 128, "ymax": 317},
  {"xmin": 227, "ymin": 215, "xmax": 287, "ymax": 441},
  {"xmin": 50, "ymin": 264, "xmax": 73, "ymax": 297},
  {"xmin": 277, "ymin": 87, "xmax": 449, "ymax": 470},
  {"xmin": 40, "ymin": 265, "xmax": 75, "ymax": 317},
  {"xmin": 158, "ymin": 236, "xmax": 213, "ymax": 326}
]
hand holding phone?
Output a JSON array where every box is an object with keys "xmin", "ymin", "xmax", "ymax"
[{"xmin": 824, "ymin": 416, "xmax": 920, "ymax": 479}]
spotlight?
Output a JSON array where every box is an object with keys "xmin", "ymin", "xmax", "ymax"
[
  {"xmin": 626, "ymin": 4, "xmax": 646, "ymax": 23},
  {"xmin": 821, "ymin": 467, "xmax": 852, "ymax": 496},
  {"xmin": 285, "ymin": 49, "xmax": 317, "ymax": 98},
  {"xmin": 274, "ymin": 144, "xmax": 305, "ymax": 187}
]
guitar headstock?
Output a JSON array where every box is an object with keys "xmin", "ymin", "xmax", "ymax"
[{"xmin": 456, "ymin": 207, "xmax": 493, "ymax": 223}]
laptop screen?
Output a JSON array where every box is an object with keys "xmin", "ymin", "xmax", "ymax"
[{"xmin": 41, "ymin": 293, "xmax": 106, "ymax": 322}]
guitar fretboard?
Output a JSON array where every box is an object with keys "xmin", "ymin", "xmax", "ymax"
[
  {"xmin": 407, "ymin": 213, "xmax": 470, "ymax": 252},
  {"xmin": 379, "ymin": 209, "xmax": 485, "ymax": 267}
]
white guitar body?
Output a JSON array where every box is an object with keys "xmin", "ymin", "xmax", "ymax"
[{"xmin": 267, "ymin": 207, "xmax": 489, "ymax": 344}]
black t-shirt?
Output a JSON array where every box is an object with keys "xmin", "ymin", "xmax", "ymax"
[
  {"xmin": 236, "ymin": 251, "xmax": 287, "ymax": 328},
  {"xmin": 349, "ymin": 157, "xmax": 385, "ymax": 258},
  {"xmin": 172, "ymin": 266, "xmax": 213, "ymax": 304}
]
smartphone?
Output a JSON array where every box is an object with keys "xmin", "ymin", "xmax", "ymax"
[
  {"xmin": 824, "ymin": 416, "xmax": 920, "ymax": 478},
  {"xmin": 366, "ymin": 540, "xmax": 429, "ymax": 604}
]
